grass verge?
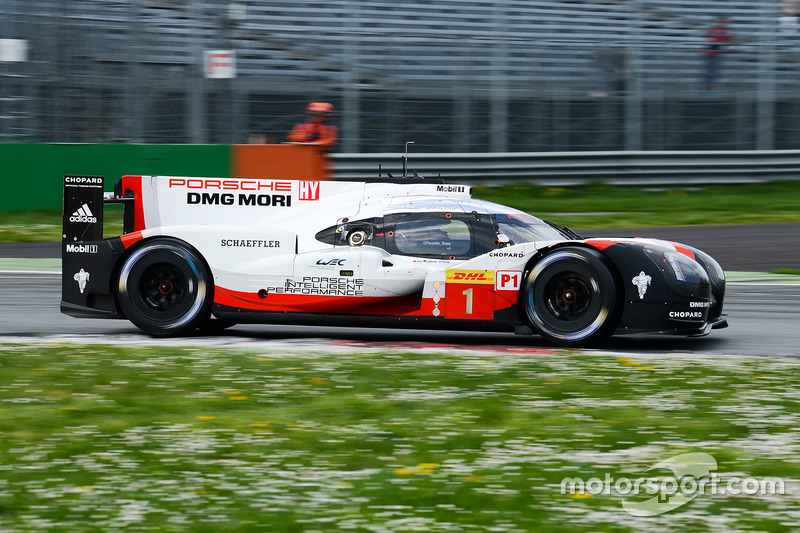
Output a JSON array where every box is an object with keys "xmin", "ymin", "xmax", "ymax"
[
  {"xmin": 773, "ymin": 268, "xmax": 800, "ymax": 276},
  {"xmin": 0, "ymin": 343, "xmax": 797, "ymax": 531},
  {"xmin": 472, "ymin": 180, "xmax": 800, "ymax": 229},
  {"xmin": 0, "ymin": 206, "xmax": 124, "ymax": 243},
  {"xmin": 1, "ymin": 182, "xmax": 799, "ymax": 242}
]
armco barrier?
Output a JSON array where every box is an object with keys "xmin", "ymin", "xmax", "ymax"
[
  {"xmin": 331, "ymin": 150, "xmax": 800, "ymax": 185},
  {"xmin": 3, "ymin": 144, "xmax": 800, "ymax": 211}
]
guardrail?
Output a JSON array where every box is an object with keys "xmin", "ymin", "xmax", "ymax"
[{"xmin": 331, "ymin": 150, "xmax": 800, "ymax": 185}]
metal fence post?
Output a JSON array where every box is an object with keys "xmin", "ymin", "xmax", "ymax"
[
  {"xmin": 625, "ymin": 0, "xmax": 644, "ymax": 151},
  {"xmin": 187, "ymin": 1, "xmax": 206, "ymax": 144},
  {"xmin": 756, "ymin": 0, "xmax": 778, "ymax": 150},
  {"xmin": 490, "ymin": 1, "xmax": 509, "ymax": 153},
  {"xmin": 341, "ymin": 0, "xmax": 361, "ymax": 153}
]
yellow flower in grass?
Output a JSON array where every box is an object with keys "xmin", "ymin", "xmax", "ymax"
[
  {"xmin": 416, "ymin": 463, "xmax": 438, "ymax": 474},
  {"xmin": 394, "ymin": 463, "xmax": 439, "ymax": 477},
  {"xmin": 571, "ymin": 492, "xmax": 592, "ymax": 500}
]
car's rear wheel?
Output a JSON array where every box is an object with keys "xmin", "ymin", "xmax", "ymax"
[
  {"xmin": 117, "ymin": 238, "xmax": 212, "ymax": 336},
  {"xmin": 523, "ymin": 247, "xmax": 619, "ymax": 346}
]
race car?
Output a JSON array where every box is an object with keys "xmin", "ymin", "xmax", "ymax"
[{"xmin": 61, "ymin": 174, "xmax": 727, "ymax": 346}]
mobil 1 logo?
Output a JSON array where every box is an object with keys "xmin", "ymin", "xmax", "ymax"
[{"xmin": 63, "ymin": 175, "xmax": 104, "ymax": 242}]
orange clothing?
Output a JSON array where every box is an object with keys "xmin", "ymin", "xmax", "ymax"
[{"xmin": 287, "ymin": 122, "xmax": 338, "ymax": 148}]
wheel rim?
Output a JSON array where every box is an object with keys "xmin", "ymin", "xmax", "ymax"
[
  {"xmin": 542, "ymin": 273, "xmax": 594, "ymax": 321},
  {"xmin": 139, "ymin": 262, "xmax": 190, "ymax": 312}
]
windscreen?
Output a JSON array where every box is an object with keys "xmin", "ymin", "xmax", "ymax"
[
  {"xmin": 393, "ymin": 218, "xmax": 471, "ymax": 256},
  {"xmin": 493, "ymin": 213, "xmax": 565, "ymax": 244}
]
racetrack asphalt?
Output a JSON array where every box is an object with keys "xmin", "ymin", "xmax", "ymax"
[
  {"xmin": 1, "ymin": 272, "xmax": 797, "ymax": 357},
  {"xmin": 579, "ymin": 223, "xmax": 800, "ymax": 272},
  {"xmin": 3, "ymin": 223, "xmax": 799, "ymax": 272}
]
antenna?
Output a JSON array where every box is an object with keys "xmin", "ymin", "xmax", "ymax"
[{"xmin": 403, "ymin": 141, "xmax": 414, "ymax": 179}]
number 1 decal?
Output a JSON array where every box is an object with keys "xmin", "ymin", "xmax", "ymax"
[{"xmin": 462, "ymin": 287, "xmax": 473, "ymax": 314}]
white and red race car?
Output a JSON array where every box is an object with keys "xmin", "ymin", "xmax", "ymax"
[{"xmin": 61, "ymin": 174, "xmax": 726, "ymax": 345}]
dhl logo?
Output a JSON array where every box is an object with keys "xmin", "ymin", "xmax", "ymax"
[{"xmin": 446, "ymin": 270, "xmax": 495, "ymax": 284}]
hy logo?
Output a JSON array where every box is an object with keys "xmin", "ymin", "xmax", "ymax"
[
  {"xmin": 69, "ymin": 203, "xmax": 97, "ymax": 224},
  {"xmin": 299, "ymin": 181, "xmax": 320, "ymax": 201}
]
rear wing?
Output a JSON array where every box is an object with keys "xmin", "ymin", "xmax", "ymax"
[
  {"xmin": 62, "ymin": 175, "xmax": 105, "ymax": 243},
  {"xmin": 61, "ymin": 175, "xmax": 123, "ymax": 318}
]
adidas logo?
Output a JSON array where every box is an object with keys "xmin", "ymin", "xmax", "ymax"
[{"xmin": 69, "ymin": 203, "xmax": 98, "ymax": 223}]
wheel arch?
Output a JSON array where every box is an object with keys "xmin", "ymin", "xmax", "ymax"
[
  {"xmin": 113, "ymin": 235, "xmax": 216, "ymax": 304},
  {"xmin": 519, "ymin": 243, "xmax": 626, "ymax": 343}
]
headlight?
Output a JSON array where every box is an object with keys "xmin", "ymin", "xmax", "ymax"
[
  {"xmin": 664, "ymin": 252, "xmax": 708, "ymax": 285},
  {"xmin": 691, "ymin": 247, "xmax": 725, "ymax": 284}
]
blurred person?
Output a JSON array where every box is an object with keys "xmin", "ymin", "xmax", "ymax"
[
  {"xmin": 287, "ymin": 102, "xmax": 338, "ymax": 150},
  {"xmin": 780, "ymin": 2, "xmax": 800, "ymax": 33},
  {"xmin": 779, "ymin": 14, "xmax": 798, "ymax": 33},
  {"xmin": 701, "ymin": 16, "xmax": 735, "ymax": 94}
]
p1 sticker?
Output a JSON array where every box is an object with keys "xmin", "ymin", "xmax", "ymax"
[{"xmin": 495, "ymin": 270, "xmax": 522, "ymax": 291}]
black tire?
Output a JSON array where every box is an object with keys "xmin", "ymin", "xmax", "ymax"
[
  {"xmin": 523, "ymin": 247, "xmax": 619, "ymax": 346},
  {"xmin": 116, "ymin": 238, "xmax": 212, "ymax": 336}
]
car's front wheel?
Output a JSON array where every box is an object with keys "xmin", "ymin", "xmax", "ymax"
[
  {"xmin": 117, "ymin": 238, "xmax": 212, "ymax": 336},
  {"xmin": 523, "ymin": 247, "xmax": 619, "ymax": 346}
]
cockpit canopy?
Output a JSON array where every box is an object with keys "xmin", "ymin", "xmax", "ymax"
[{"xmin": 315, "ymin": 200, "xmax": 569, "ymax": 259}]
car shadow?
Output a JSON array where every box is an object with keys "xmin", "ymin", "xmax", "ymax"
[{"xmin": 200, "ymin": 324, "xmax": 729, "ymax": 355}]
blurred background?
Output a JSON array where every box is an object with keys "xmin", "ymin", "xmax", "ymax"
[{"xmin": 0, "ymin": 0, "xmax": 798, "ymax": 153}]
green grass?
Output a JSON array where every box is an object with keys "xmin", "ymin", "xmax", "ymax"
[
  {"xmin": 0, "ymin": 206, "xmax": 124, "ymax": 243},
  {"xmin": 472, "ymin": 180, "xmax": 800, "ymax": 229},
  {"xmin": 0, "ymin": 342, "xmax": 798, "ymax": 532},
  {"xmin": 1, "ymin": 182, "xmax": 799, "ymax": 242},
  {"xmin": 773, "ymin": 268, "xmax": 800, "ymax": 276},
  {"xmin": 2, "ymin": 181, "xmax": 800, "ymax": 243}
]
